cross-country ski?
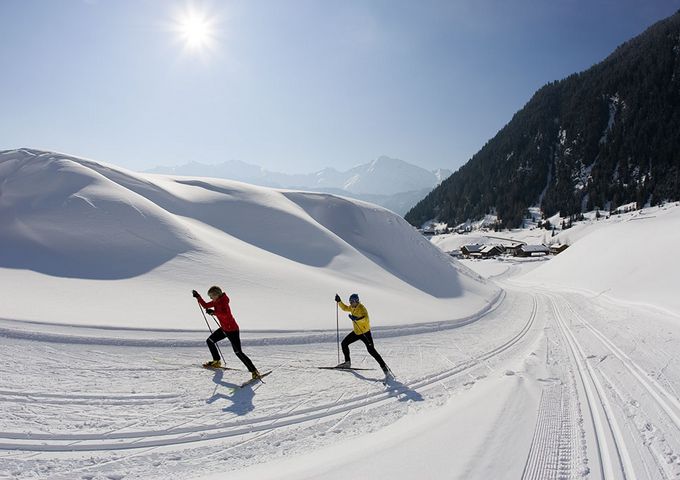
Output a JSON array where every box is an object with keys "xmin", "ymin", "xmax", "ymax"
[
  {"xmin": 237, "ymin": 370, "xmax": 273, "ymax": 389},
  {"xmin": 201, "ymin": 364, "xmax": 241, "ymax": 372},
  {"xmin": 317, "ymin": 366, "xmax": 374, "ymax": 371}
]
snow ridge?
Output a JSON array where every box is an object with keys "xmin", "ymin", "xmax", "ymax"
[{"xmin": 0, "ymin": 148, "xmax": 497, "ymax": 331}]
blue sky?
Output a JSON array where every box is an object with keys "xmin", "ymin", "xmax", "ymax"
[{"xmin": 1, "ymin": 0, "xmax": 679, "ymax": 173}]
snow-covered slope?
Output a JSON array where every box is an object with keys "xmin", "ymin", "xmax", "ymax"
[
  {"xmin": 517, "ymin": 204, "xmax": 680, "ymax": 316},
  {"xmin": 0, "ymin": 148, "xmax": 496, "ymax": 331}
]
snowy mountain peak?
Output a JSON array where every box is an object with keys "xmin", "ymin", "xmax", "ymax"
[
  {"xmin": 144, "ymin": 156, "xmax": 451, "ymax": 206},
  {"xmin": 342, "ymin": 156, "xmax": 445, "ymax": 196},
  {"xmin": 369, "ymin": 155, "xmax": 409, "ymax": 169}
]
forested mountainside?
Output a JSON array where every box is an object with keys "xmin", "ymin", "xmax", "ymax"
[{"xmin": 406, "ymin": 10, "xmax": 680, "ymax": 228}]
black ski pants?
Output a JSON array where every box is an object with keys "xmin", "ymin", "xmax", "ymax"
[
  {"xmin": 207, "ymin": 328, "xmax": 257, "ymax": 372},
  {"xmin": 341, "ymin": 330, "xmax": 387, "ymax": 370}
]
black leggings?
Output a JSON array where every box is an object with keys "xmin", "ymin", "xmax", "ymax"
[
  {"xmin": 341, "ymin": 331, "xmax": 386, "ymax": 369},
  {"xmin": 207, "ymin": 328, "xmax": 257, "ymax": 372}
]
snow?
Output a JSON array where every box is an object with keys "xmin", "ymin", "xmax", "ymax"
[
  {"xmin": 343, "ymin": 156, "xmax": 440, "ymax": 195},
  {"xmin": 430, "ymin": 234, "xmax": 495, "ymax": 252},
  {"xmin": 0, "ymin": 149, "xmax": 497, "ymax": 331},
  {"xmin": 431, "ymin": 202, "xmax": 680, "ymax": 317},
  {"xmin": 517, "ymin": 204, "xmax": 680, "ymax": 317},
  {"xmin": 2, "ymin": 149, "xmax": 680, "ymax": 480},
  {"xmin": 599, "ymin": 93, "xmax": 620, "ymax": 144},
  {"xmin": 210, "ymin": 366, "xmax": 540, "ymax": 480},
  {"xmin": 458, "ymin": 259, "xmax": 511, "ymax": 279}
]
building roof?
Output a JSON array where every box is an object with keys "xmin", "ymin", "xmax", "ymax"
[
  {"xmin": 462, "ymin": 244, "xmax": 483, "ymax": 253},
  {"xmin": 520, "ymin": 244, "xmax": 550, "ymax": 253}
]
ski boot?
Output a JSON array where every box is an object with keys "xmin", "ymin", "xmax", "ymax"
[
  {"xmin": 335, "ymin": 360, "xmax": 351, "ymax": 369},
  {"xmin": 382, "ymin": 365, "xmax": 394, "ymax": 380},
  {"xmin": 251, "ymin": 370, "xmax": 262, "ymax": 380},
  {"xmin": 203, "ymin": 359, "xmax": 222, "ymax": 368}
]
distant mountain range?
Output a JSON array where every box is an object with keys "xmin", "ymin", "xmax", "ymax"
[
  {"xmin": 145, "ymin": 156, "xmax": 451, "ymax": 216},
  {"xmin": 406, "ymin": 9, "xmax": 680, "ymax": 228}
]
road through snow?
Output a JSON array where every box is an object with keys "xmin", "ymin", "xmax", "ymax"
[{"xmin": 2, "ymin": 261, "xmax": 680, "ymax": 479}]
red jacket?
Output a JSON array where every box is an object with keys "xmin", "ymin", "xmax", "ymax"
[{"xmin": 197, "ymin": 293, "xmax": 239, "ymax": 332}]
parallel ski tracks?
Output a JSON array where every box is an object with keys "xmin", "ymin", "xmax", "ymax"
[
  {"xmin": 0, "ymin": 296, "xmax": 538, "ymax": 452},
  {"xmin": 0, "ymin": 389, "xmax": 179, "ymax": 405},
  {"xmin": 555, "ymin": 293, "xmax": 680, "ymax": 479},
  {"xmin": 558, "ymin": 296, "xmax": 680, "ymax": 433},
  {"xmin": 547, "ymin": 293, "xmax": 636, "ymax": 480}
]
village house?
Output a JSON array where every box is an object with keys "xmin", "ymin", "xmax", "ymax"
[
  {"xmin": 506, "ymin": 244, "xmax": 524, "ymax": 256},
  {"xmin": 461, "ymin": 244, "xmax": 483, "ymax": 257},
  {"xmin": 550, "ymin": 244, "xmax": 569, "ymax": 255},
  {"xmin": 516, "ymin": 244, "xmax": 550, "ymax": 257},
  {"xmin": 480, "ymin": 245, "xmax": 504, "ymax": 258}
]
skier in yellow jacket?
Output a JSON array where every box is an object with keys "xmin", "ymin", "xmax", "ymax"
[{"xmin": 335, "ymin": 293, "xmax": 391, "ymax": 376}]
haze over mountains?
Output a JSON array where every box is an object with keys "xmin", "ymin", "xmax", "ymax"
[
  {"xmin": 146, "ymin": 156, "xmax": 452, "ymax": 216},
  {"xmin": 406, "ymin": 10, "xmax": 680, "ymax": 229}
]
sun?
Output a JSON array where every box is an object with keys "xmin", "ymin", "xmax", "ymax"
[
  {"xmin": 171, "ymin": 5, "xmax": 218, "ymax": 53},
  {"xmin": 178, "ymin": 11, "xmax": 212, "ymax": 49}
]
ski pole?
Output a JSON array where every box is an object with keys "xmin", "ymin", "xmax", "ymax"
[
  {"xmin": 198, "ymin": 303, "xmax": 224, "ymax": 363},
  {"xmin": 209, "ymin": 312, "xmax": 221, "ymax": 330},
  {"xmin": 336, "ymin": 301, "xmax": 340, "ymax": 364}
]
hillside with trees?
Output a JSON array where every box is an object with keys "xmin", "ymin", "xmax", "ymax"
[{"xmin": 406, "ymin": 10, "xmax": 680, "ymax": 228}]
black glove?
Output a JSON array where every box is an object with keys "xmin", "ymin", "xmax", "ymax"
[
  {"xmin": 349, "ymin": 314, "xmax": 358, "ymax": 321},
  {"xmin": 206, "ymin": 309, "xmax": 215, "ymax": 315},
  {"xmin": 192, "ymin": 290, "xmax": 200, "ymax": 298},
  {"xmin": 335, "ymin": 294, "xmax": 341, "ymax": 302}
]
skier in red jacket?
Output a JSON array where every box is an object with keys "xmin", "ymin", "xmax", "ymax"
[{"xmin": 192, "ymin": 286, "xmax": 261, "ymax": 379}]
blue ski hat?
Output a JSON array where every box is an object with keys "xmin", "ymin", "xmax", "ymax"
[{"xmin": 349, "ymin": 293, "xmax": 360, "ymax": 303}]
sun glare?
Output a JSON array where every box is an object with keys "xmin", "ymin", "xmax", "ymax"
[
  {"xmin": 171, "ymin": 5, "xmax": 218, "ymax": 54},
  {"xmin": 179, "ymin": 12, "xmax": 211, "ymax": 49}
]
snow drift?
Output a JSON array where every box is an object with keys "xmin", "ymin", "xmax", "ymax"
[{"xmin": 0, "ymin": 149, "xmax": 498, "ymax": 331}]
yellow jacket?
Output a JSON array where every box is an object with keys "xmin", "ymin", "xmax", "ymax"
[{"xmin": 338, "ymin": 301, "xmax": 371, "ymax": 335}]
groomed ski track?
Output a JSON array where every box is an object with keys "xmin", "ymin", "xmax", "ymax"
[
  {"xmin": 0, "ymin": 297, "xmax": 535, "ymax": 452},
  {"xmin": 2, "ymin": 263, "xmax": 680, "ymax": 479}
]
